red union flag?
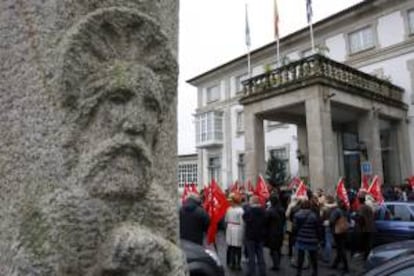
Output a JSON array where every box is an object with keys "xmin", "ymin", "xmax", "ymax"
[
  {"xmin": 230, "ymin": 180, "xmax": 240, "ymax": 193},
  {"xmin": 367, "ymin": 175, "xmax": 384, "ymax": 204},
  {"xmin": 336, "ymin": 177, "xmax": 350, "ymax": 209},
  {"xmin": 408, "ymin": 176, "xmax": 414, "ymax": 190},
  {"xmin": 206, "ymin": 179, "xmax": 230, "ymax": 244},
  {"xmin": 288, "ymin": 176, "xmax": 302, "ymax": 190},
  {"xmin": 361, "ymin": 175, "xmax": 370, "ymax": 191},
  {"xmin": 295, "ymin": 180, "xmax": 307, "ymax": 198},
  {"xmin": 254, "ymin": 175, "xmax": 270, "ymax": 206}
]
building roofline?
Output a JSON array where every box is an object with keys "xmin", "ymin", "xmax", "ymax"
[{"xmin": 186, "ymin": 0, "xmax": 375, "ymax": 85}]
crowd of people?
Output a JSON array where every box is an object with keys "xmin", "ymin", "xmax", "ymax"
[{"xmin": 179, "ymin": 179, "xmax": 414, "ymax": 276}]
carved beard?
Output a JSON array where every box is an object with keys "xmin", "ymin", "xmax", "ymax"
[{"xmin": 73, "ymin": 134, "xmax": 154, "ymax": 199}]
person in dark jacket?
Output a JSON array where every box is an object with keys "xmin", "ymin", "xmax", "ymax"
[
  {"xmin": 179, "ymin": 194, "xmax": 210, "ymax": 245},
  {"xmin": 294, "ymin": 199, "xmax": 319, "ymax": 276},
  {"xmin": 356, "ymin": 193, "xmax": 375, "ymax": 260},
  {"xmin": 243, "ymin": 195, "xmax": 267, "ymax": 276},
  {"xmin": 329, "ymin": 200, "xmax": 350, "ymax": 274},
  {"xmin": 265, "ymin": 193, "xmax": 286, "ymax": 271}
]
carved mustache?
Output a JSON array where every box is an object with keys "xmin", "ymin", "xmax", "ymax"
[{"xmin": 75, "ymin": 134, "xmax": 153, "ymax": 183}]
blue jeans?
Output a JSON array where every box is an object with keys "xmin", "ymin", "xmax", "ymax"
[
  {"xmin": 245, "ymin": 240, "xmax": 266, "ymax": 276},
  {"xmin": 323, "ymin": 226, "xmax": 333, "ymax": 263}
]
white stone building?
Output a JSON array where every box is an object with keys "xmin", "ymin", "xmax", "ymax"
[{"xmin": 187, "ymin": 0, "xmax": 414, "ymax": 191}]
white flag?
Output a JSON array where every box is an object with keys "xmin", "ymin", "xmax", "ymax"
[{"xmin": 245, "ymin": 3, "xmax": 251, "ymax": 48}]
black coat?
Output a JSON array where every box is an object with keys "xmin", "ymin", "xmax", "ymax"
[
  {"xmin": 179, "ymin": 198, "xmax": 210, "ymax": 245},
  {"xmin": 243, "ymin": 204, "xmax": 267, "ymax": 243},
  {"xmin": 265, "ymin": 205, "xmax": 286, "ymax": 249}
]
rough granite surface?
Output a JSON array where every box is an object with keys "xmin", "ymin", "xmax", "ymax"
[{"xmin": 0, "ymin": 0, "xmax": 186, "ymax": 275}]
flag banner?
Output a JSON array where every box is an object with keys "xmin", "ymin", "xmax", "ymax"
[
  {"xmin": 190, "ymin": 182, "xmax": 199, "ymax": 195},
  {"xmin": 408, "ymin": 176, "xmax": 414, "ymax": 190},
  {"xmin": 336, "ymin": 177, "xmax": 350, "ymax": 209},
  {"xmin": 245, "ymin": 3, "xmax": 251, "ymax": 48},
  {"xmin": 273, "ymin": 0, "xmax": 279, "ymax": 39},
  {"xmin": 295, "ymin": 180, "xmax": 307, "ymax": 198},
  {"xmin": 246, "ymin": 178, "xmax": 255, "ymax": 194},
  {"xmin": 254, "ymin": 175, "xmax": 270, "ymax": 206},
  {"xmin": 230, "ymin": 180, "xmax": 240, "ymax": 194},
  {"xmin": 367, "ymin": 175, "xmax": 384, "ymax": 204},
  {"xmin": 206, "ymin": 179, "xmax": 230, "ymax": 244},
  {"xmin": 288, "ymin": 176, "xmax": 302, "ymax": 190},
  {"xmin": 361, "ymin": 175, "xmax": 370, "ymax": 191},
  {"xmin": 306, "ymin": 0, "xmax": 313, "ymax": 23}
]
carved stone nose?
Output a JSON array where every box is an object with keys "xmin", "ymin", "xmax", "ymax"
[{"xmin": 121, "ymin": 120, "xmax": 144, "ymax": 135}]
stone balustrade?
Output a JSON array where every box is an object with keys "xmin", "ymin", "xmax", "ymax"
[{"xmin": 241, "ymin": 54, "xmax": 404, "ymax": 103}]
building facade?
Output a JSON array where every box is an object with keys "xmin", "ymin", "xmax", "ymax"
[{"xmin": 188, "ymin": 0, "xmax": 414, "ymax": 191}]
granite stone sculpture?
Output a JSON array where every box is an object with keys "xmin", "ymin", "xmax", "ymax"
[{"xmin": 0, "ymin": 1, "xmax": 185, "ymax": 275}]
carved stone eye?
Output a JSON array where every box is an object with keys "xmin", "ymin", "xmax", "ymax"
[
  {"xmin": 108, "ymin": 89, "xmax": 133, "ymax": 105},
  {"xmin": 144, "ymin": 96, "xmax": 160, "ymax": 113}
]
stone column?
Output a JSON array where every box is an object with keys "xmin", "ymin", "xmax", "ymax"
[
  {"xmin": 245, "ymin": 108, "xmax": 265, "ymax": 182},
  {"xmin": 395, "ymin": 119, "xmax": 412, "ymax": 181},
  {"xmin": 297, "ymin": 123, "xmax": 309, "ymax": 177},
  {"xmin": 0, "ymin": 1, "xmax": 186, "ymax": 275},
  {"xmin": 358, "ymin": 110, "xmax": 384, "ymax": 180},
  {"xmin": 305, "ymin": 88, "xmax": 337, "ymax": 193}
]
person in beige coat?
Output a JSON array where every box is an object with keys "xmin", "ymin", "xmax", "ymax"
[{"xmin": 225, "ymin": 193, "xmax": 244, "ymax": 270}]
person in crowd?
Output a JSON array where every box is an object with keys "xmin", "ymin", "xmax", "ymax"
[
  {"xmin": 356, "ymin": 192, "xmax": 375, "ymax": 260},
  {"xmin": 243, "ymin": 195, "xmax": 267, "ymax": 276},
  {"xmin": 294, "ymin": 199, "xmax": 320, "ymax": 276},
  {"xmin": 225, "ymin": 193, "xmax": 244, "ymax": 270},
  {"xmin": 265, "ymin": 192, "xmax": 286, "ymax": 271},
  {"xmin": 286, "ymin": 196, "xmax": 301, "ymax": 260},
  {"xmin": 330, "ymin": 200, "xmax": 350, "ymax": 274},
  {"xmin": 179, "ymin": 193, "xmax": 210, "ymax": 245},
  {"xmin": 320, "ymin": 195, "xmax": 337, "ymax": 264}
]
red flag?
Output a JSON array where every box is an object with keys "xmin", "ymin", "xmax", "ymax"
[
  {"xmin": 336, "ymin": 178, "xmax": 350, "ymax": 209},
  {"xmin": 295, "ymin": 180, "xmax": 307, "ymax": 198},
  {"xmin": 367, "ymin": 175, "xmax": 384, "ymax": 204},
  {"xmin": 230, "ymin": 180, "xmax": 240, "ymax": 193},
  {"xmin": 361, "ymin": 175, "xmax": 370, "ymax": 190},
  {"xmin": 190, "ymin": 182, "xmax": 199, "ymax": 195},
  {"xmin": 206, "ymin": 179, "xmax": 230, "ymax": 244},
  {"xmin": 273, "ymin": 0, "xmax": 279, "ymax": 40},
  {"xmin": 181, "ymin": 182, "xmax": 190, "ymax": 203},
  {"xmin": 408, "ymin": 176, "xmax": 414, "ymax": 190},
  {"xmin": 246, "ymin": 179, "xmax": 254, "ymax": 194},
  {"xmin": 288, "ymin": 177, "xmax": 302, "ymax": 190},
  {"xmin": 254, "ymin": 175, "xmax": 270, "ymax": 206}
]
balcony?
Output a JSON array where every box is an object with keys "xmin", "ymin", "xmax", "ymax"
[
  {"xmin": 240, "ymin": 54, "xmax": 405, "ymax": 109},
  {"xmin": 195, "ymin": 111, "xmax": 223, "ymax": 148}
]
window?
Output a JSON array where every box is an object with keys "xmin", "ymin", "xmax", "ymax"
[
  {"xmin": 208, "ymin": 156, "xmax": 221, "ymax": 182},
  {"xmin": 394, "ymin": 205, "xmax": 413, "ymax": 221},
  {"xmin": 236, "ymin": 110, "xmax": 244, "ymax": 133},
  {"xmin": 195, "ymin": 111, "xmax": 223, "ymax": 145},
  {"xmin": 206, "ymin": 85, "xmax": 220, "ymax": 102},
  {"xmin": 177, "ymin": 163, "xmax": 198, "ymax": 188},
  {"xmin": 349, "ymin": 26, "xmax": 375, "ymax": 54},
  {"xmin": 269, "ymin": 147, "xmax": 289, "ymax": 177},
  {"xmin": 235, "ymin": 74, "xmax": 248, "ymax": 94},
  {"xmin": 237, "ymin": 153, "xmax": 246, "ymax": 183},
  {"xmin": 408, "ymin": 9, "xmax": 414, "ymax": 34}
]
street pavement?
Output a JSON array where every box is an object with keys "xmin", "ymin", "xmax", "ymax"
[{"xmin": 205, "ymin": 231, "xmax": 366, "ymax": 276}]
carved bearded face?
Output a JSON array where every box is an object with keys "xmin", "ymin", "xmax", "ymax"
[{"xmin": 59, "ymin": 8, "xmax": 176, "ymax": 200}]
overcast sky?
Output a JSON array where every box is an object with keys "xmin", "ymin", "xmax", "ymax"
[{"xmin": 177, "ymin": 0, "xmax": 363, "ymax": 155}]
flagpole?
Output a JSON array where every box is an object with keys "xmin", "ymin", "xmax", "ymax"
[
  {"xmin": 245, "ymin": 2, "xmax": 252, "ymax": 78},
  {"xmin": 274, "ymin": 0, "xmax": 280, "ymax": 67},
  {"xmin": 309, "ymin": 21, "xmax": 315, "ymax": 53},
  {"xmin": 306, "ymin": 0, "xmax": 315, "ymax": 53}
]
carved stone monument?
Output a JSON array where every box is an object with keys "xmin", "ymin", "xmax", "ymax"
[{"xmin": 0, "ymin": 1, "xmax": 186, "ymax": 275}]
